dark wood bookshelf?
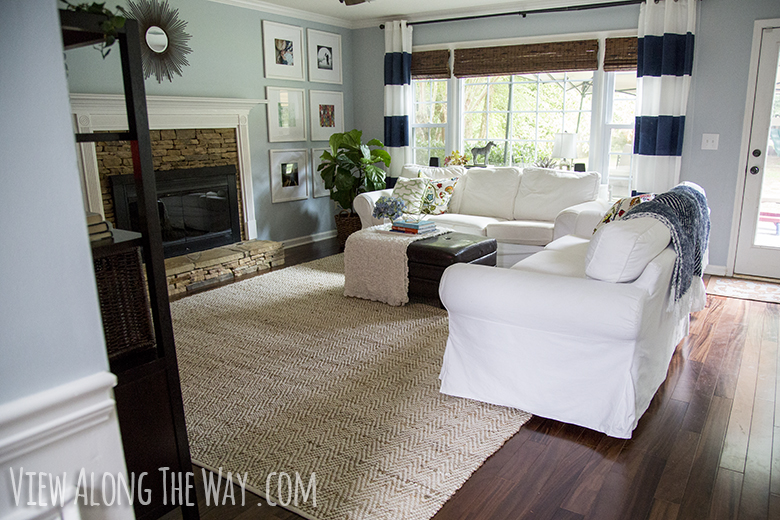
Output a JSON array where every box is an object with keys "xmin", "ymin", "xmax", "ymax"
[{"xmin": 63, "ymin": 9, "xmax": 198, "ymax": 520}]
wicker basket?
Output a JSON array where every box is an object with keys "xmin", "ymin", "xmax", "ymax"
[
  {"xmin": 93, "ymin": 247, "xmax": 155, "ymax": 360},
  {"xmin": 335, "ymin": 211, "xmax": 362, "ymax": 250}
]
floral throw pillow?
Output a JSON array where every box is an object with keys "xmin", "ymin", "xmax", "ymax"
[
  {"xmin": 391, "ymin": 177, "xmax": 429, "ymax": 216},
  {"xmin": 422, "ymin": 177, "xmax": 458, "ymax": 215},
  {"xmin": 594, "ymin": 193, "xmax": 656, "ymax": 233}
]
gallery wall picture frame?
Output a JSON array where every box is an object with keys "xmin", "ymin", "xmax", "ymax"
[
  {"xmin": 307, "ymin": 29, "xmax": 342, "ymax": 84},
  {"xmin": 263, "ymin": 20, "xmax": 305, "ymax": 81},
  {"xmin": 267, "ymin": 87, "xmax": 307, "ymax": 142},
  {"xmin": 270, "ymin": 149, "xmax": 309, "ymax": 203},
  {"xmin": 309, "ymin": 90, "xmax": 344, "ymax": 142},
  {"xmin": 311, "ymin": 148, "xmax": 330, "ymax": 198}
]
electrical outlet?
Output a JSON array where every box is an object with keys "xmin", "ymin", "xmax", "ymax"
[{"xmin": 701, "ymin": 133, "xmax": 719, "ymax": 150}]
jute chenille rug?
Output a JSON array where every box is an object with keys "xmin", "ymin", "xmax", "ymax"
[{"xmin": 170, "ymin": 254, "xmax": 531, "ymax": 520}]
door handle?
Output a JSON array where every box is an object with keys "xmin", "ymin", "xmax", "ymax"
[{"xmin": 750, "ymin": 166, "xmax": 760, "ymax": 175}]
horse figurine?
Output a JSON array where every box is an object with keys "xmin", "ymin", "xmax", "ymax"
[{"xmin": 471, "ymin": 141, "xmax": 496, "ymax": 166}]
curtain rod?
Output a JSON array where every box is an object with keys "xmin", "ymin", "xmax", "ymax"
[{"xmin": 378, "ymin": 0, "xmax": 645, "ymax": 30}]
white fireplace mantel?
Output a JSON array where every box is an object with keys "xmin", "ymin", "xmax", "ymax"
[{"xmin": 70, "ymin": 93, "xmax": 266, "ymax": 240}]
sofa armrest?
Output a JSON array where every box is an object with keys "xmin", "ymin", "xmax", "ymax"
[
  {"xmin": 353, "ymin": 189, "xmax": 393, "ymax": 229},
  {"xmin": 439, "ymin": 263, "xmax": 647, "ymax": 340},
  {"xmin": 553, "ymin": 199, "xmax": 612, "ymax": 240}
]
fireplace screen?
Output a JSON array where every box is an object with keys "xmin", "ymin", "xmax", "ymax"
[{"xmin": 111, "ymin": 166, "xmax": 241, "ymax": 258}]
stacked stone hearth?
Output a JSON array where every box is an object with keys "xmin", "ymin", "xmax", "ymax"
[{"xmin": 165, "ymin": 239, "xmax": 284, "ymax": 298}]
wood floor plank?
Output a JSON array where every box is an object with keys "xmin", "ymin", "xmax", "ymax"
[
  {"xmin": 676, "ymin": 396, "xmax": 732, "ymax": 520},
  {"xmin": 653, "ymin": 429, "xmax": 700, "ymax": 503},
  {"xmin": 720, "ymin": 301, "xmax": 765, "ymax": 473},
  {"xmin": 738, "ymin": 397, "xmax": 774, "ymax": 520},
  {"xmin": 647, "ymin": 499, "xmax": 680, "ymax": 520},
  {"xmin": 561, "ymin": 436, "xmax": 626, "ymax": 515},
  {"xmin": 769, "ymin": 494, "xmax": 780, "ymax": 520},
  {"xmin": 773, "ymin": 427, "xmax": 780, "ymax": 496},
  {"xmin": 715, "ymin": 300, "xmax": 748, "ymax": 399},
  {"xmin": 707, "ymin": 468, "xmax": 743, "ymax": 520}
]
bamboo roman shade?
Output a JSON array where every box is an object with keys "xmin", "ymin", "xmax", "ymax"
[
  {"xmin": 603, "ymin": 37, "xmax": 638, "ymax": 71},
  {"xmin": 411, "ymin": 49, "xmax": 451, "ymax": 79},
  {"xmin": 453, "ymin": 39, "xmax": 598, "ymax": 78}
]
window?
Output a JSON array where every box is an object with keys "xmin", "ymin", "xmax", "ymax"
[
  {"xmin": 461, "ymin": 72, "xmax": 593, "ymax": 166},
  {"xmin": 411, "ymin": 79, "xmax": 448, "ymax": 166},
  {"xmin": 603, "ymin": 71, "xmax": 637, "ymax": 199}
]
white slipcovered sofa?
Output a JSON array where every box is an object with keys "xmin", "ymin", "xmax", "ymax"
[
  {"xmin": 354, "ymin": 164, "xmax": 611, "ymax": 267},
  {"xmin": 437, "ymin": 183, "xmax": 709, "ymax": 438}
]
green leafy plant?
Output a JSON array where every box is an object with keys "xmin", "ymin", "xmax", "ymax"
[
  {"xmin": 318, "ymin": 129, "xmax": 391, "ymax": 213},
  {"xmin": 64, "ymin": 2, "xmax": 128, "ymax": 58}
]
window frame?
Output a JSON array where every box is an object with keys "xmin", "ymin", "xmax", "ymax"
[{"xmin": 410, "ymin": 78, "xmax": 451, "ymax": 166}]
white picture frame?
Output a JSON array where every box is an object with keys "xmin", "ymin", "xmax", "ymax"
[
  {"xmin": 270, "ymin": 149, "xmax": 309, "ymax": 203},
  {"xmin": 311, "ymin": 148, "xmax": 330, "ymax": 198},
  {"xmin": 263, "ymin": 21, "xmax": 305, "ymax": 81},
  {"xmin": 309, "ymin": 90, "xmax": 344, "ymax": 142},
  {"xmin": 307, "ymin": 29, "xmax": 342, "ymax": 84},
  {"xmin": 267, "ymin": 87, "xmax": 306, "ymax": 142}
]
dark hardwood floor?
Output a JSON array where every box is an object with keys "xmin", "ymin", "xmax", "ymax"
[{"xmin": 165, "ymin": 239, "xmax": 780, "ymax": 520}]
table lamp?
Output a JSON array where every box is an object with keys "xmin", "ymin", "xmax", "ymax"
[{"xmin": 552, "ymin": 132, "xmax": 577, "ymax": 170}]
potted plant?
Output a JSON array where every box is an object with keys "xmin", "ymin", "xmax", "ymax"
[{"xmin": 318, "ymin": 129, "xmax": 391, "ymax": 248}]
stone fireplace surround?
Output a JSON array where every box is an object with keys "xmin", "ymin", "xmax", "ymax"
[{"xmin": 70, "ymin": 94, "xmax": 265, "ymax": 240}]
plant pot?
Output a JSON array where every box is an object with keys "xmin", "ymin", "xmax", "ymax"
[{"xmin": 334, "ymin": 211, "xmax": 362, "ymax": 250}]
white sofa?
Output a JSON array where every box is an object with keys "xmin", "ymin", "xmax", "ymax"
[
  {"xmin": 354, "ymin": 164, "xmax": 611, "ymax": 267},
  {"xmin": 437, "ymin": 183, "xmax": 709, "ymax": 438}
]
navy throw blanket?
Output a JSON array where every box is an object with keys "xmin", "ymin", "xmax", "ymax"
[{"xmin": 621, "ymin": 184, "xmax": 710, "ymax": 302}]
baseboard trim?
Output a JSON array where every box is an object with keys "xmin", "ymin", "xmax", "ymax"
[
  {"xmin": 704, "ymin": 265, "xmax": 727, "ymax": 277},
  {"xmin": 283, "ymin": 230, "xmax": 337, "ymax": 250},
  {"xmin": 0, "ymin": 372, "xmax": 117, "ymax": 465}
]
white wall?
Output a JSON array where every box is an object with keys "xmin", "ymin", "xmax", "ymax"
[{"xmin": 0, "ymin": 0, "xmax": 110, "ymax": 404}]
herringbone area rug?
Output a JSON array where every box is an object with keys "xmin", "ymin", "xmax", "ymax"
[{"xmin": 171, "ymin": 253, "xmax": 531, "ymax": 520}]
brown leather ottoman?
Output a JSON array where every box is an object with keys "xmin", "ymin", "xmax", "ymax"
[{"xmin": 407, "ymin": 232, "xmax": 497, "ymax": 304}]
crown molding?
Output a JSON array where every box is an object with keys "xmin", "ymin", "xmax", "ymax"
[{"xmin": 208, "ymin": 0, "xmax": 353, "ymax": 29}]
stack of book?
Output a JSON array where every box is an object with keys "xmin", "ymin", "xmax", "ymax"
[
  {"xmin": 87, "ymin": 212, "xmax": 113, "ymax": 242},
  {"xmin": 391, "ymin": 219, "xmax": 436, "ymax": 235}
]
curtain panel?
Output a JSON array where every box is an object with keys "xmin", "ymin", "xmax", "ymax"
[
  {"xmin": 384, "ymin": 20, "xmax": 413, "ymax": 177},
  {"xmin": 633, "ymin": 0, "xmax": 696, "ymax": 193}
]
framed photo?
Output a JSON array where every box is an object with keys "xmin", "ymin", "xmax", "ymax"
[
  {"xmin": 263, "ymin": 21, "xmax": 305, "ymax": 81},
  {"xmin": 307, "ymin": 29, "xmax": 342, "ymax": 84},
  {"xmin": 309, "ymin": 90, "xmax": 344, "ymax": 142},
  {"xmin": 270, "ymin": 149, "xmax": 309, "ymax": 203},
  {"xmin": 311, "ymin": 148, "xmax": 330, "ymax": 198},
  {"xmin": 267, "ymin": 87, "xmax": 306, "ymax": 142}
]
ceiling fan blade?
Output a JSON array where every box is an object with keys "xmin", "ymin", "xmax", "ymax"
[{"xmin": 340, "ymin": 0, "xmax": 369, "ymax": 5}]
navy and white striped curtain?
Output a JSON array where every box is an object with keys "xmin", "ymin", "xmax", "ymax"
[
  {"xmin": 384, "ymin": 20, "xmax": 413, "ymax": 177},
  {"xmin": 633, "ymin": 0, "xmax": 696, "ymax": 193}
]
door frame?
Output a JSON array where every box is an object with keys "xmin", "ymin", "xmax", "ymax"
[{"xmin": 727, "ymin": 17, "xmax": 780, "ymax": 277}]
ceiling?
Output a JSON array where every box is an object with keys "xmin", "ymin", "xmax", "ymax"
[{"xmin": 215, "ymin": 0, "xmax": 628, "ymax": 29}]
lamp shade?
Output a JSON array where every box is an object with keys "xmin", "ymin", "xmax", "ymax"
[{"xmin": 552, "ymin": 132, "xmax": 577, "ymax": 159}]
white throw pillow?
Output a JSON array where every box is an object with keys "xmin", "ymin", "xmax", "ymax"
[
  {"xmin": 400, "ymin": 164, "xmax": 466, "ymax": 179},
  {"xmin": 585, "ymin": 218, "xmax": 671, "ymax": 283},
  {"xmin": 457, "ymin": 167, "xmax": 522, "ymax": 220},
  {"xmin": 514, "ymin": 168, "xmax": 600, "ymax": 221}
]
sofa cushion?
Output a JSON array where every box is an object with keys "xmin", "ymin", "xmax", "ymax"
[
  {"xmin": 421, "ymin": 177, "xmax": 458, "ymax": 215},
  {"xmin": 511, "ymin": 246, "xmax": 589, "ymax": 278},
  {"xmin": 457, "ymin": 167, "xmax": 522, "ymax": 220},
  {"xmin": 485, "ymin": 220, "xmax": 554, "ymax": 246},
  {"xmin": 585, "ymin": 217, "xmax": 671, "ymax": 283},
  {"xmin": 426, "ymin": 213, "xmax": 503, "ymax": 236},
  {"xmin": 401, "ymin": 164, "xmax": 467, "ymax": 179},
  {"xmin": 391, "ymin": 177, "xmax": 429, "ymax": 215},
  {"xmin": 514, "ymin": 168, "xmax": 600, "ymax": 221}
]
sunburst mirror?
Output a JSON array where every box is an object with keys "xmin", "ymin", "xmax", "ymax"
[{"xmin": 126, "ymin": 0, "xmax": 192, "ymax": 83}]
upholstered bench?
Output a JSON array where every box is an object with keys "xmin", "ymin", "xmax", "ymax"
[{"xmin": 407, "ymin": 232, "xmax": 497, "ymax": 304}]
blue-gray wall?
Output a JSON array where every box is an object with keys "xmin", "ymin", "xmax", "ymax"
[
  {"xmin": 353, "ymin": 0, "xmax": 780, "ymax": 269},
  {"xmin": 1, "ymin": 0, "xmax": 110, "ymax": 403},
  {"xmin": 65, "ymin": 0, "xmax": 354, "ymax": 243}
]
